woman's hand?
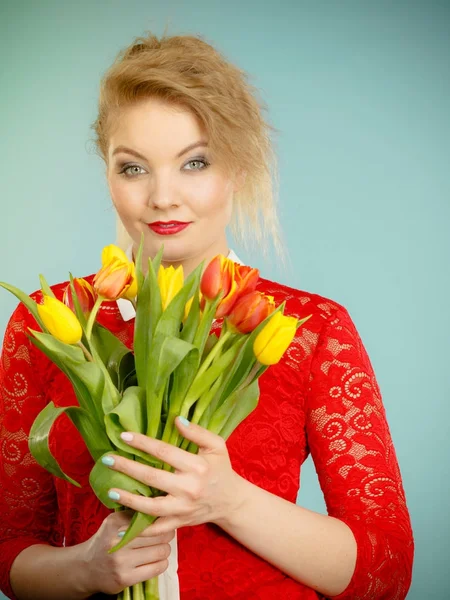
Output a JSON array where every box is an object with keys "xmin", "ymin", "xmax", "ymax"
[
  {"xmin": 82, "ymin": 510, "xmax": 174, "ymax": 596},
  {"xmin": 103, "ymin": 417, "xmax": 247, "ymax": 536}
]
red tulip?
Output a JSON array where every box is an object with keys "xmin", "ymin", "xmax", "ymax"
[
  {"xmin": 227, "ymin": 291, "xmax": 276, "ymax": 334},
  {"xmin": 201, "ymin": 255, "xmax": 232, "ymax": 300},
  {"xmin": 233, "ymin": 264, "xmax": 259, "ymax": 297},
  {"xmin": 201, "ymin": 255, "xmax": 239, "ymax": 318},
  {"xmin": 63, "ymin": 278, "xmax": 96, "ymax": 315}
]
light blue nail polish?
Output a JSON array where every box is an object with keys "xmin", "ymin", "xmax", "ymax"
[
  {"xmin": 101, "ymin": 455, "xmax": 115, "ymax": 467},
  {"xmin": 117, "ymin": 531, "xmax": 125, "ymax": 538},
  {"xmin": 178, "ymin": 416, "xmax": 190, "ymax": 427},
  {"xmin": 108, "ymin": 490, "xmax": 121, "ymax": 501}
]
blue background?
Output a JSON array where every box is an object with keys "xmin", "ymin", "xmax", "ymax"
[{"xmin": 1, "ymin": 1, "xmax": 449, "ymax": 598}]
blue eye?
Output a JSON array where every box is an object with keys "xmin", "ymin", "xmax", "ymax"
[{"xmin": 184, "ymin": 158, "xmax": 210, "ymax": 171}]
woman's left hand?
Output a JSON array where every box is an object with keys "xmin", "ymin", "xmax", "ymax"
[{"xmin": 104, "ymin": 417, "xmax": 247, "ymax": 535}]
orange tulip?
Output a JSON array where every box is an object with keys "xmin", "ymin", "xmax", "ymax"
[
  {"xmin": 227, "ymin": 291, "xmax": 275, "ymax": 334},
  {"xmin": 93, "ymin": 257, "xmax": 135, "ymax": 301},
  {"xmin": 63, "ymin": 278, "xmax": 96, "ymax": 314}
]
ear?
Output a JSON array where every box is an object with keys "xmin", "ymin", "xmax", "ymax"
[{"xmin": 233, "ymin": 169, "xmax": 247, "ymax": 194}]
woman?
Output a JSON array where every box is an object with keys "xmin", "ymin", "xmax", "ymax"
[{"xmin": 0, "ymin": 33, "xmax": 414, "ymax": 599}]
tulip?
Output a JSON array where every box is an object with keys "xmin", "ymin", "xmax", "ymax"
[
  {"xmin": 101, "ymin": 244, "xmax": 129, "ymax": 267},
  {"xmin": 201, "ymin": 255, "xmax": 240, "ymax": 318},
  {"xmin": 158, "ymin": 265, "xmax": 184, "ymax": 311},
  {"xmin": 37, "ymin": 295, "xmax": 83, "ymax": 345},
  {"xmin": 227, "ymin": 292, "xmax": 275, "ymax": 334},
  {"xmin": 253, "ymin": 310, "xmax": 298, "ymax": 365},
  {"xmin": 63, "ymin": 278, "xmax": 96, "ymax": 315},
  {"xmin": 233, "ymin": 264, "xmax": 259, "ymax": 298},
  {"xmin": 93, "ymin": 258, "xmax": 135, "ymax": 301},
  {"xmin": 200, "ymin": 255, "xmax": 232, "ymax": 300}
]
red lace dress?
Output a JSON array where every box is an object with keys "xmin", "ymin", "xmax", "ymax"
[{"xmin": 0, "ymin": 275, "xmax": 414, "ymax": 600}]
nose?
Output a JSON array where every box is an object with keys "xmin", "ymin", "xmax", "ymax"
[{"xmin": 149, "ymin": 173, "xmax": 180, "ymax": 210}]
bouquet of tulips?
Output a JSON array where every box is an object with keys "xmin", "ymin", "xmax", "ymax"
[{"xmin": 0, "ymin": 237, "xmax": 311, "ymax": 600}]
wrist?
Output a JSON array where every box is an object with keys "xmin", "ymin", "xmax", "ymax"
[
  {"xmin": 71, "ymin": 539, "xmax": 98, "ymax": 597},
  {"xmin": 213, "ymin": 472, "xmax": 253, "ymax": 530}
]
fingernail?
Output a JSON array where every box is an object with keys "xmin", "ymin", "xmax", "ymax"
[
  {"xmin": 117, "ymin": 531, "xmax": 125, "ymax": 538},
  {"xmin": 108, "ymin": 490, "xmax": 121, "ymax": 501},
  {"xmin": 120, "ymin": 432, "xmax": 134, "ymax": 442},
  {"xmin": 178, "ymin": 416, "xmax": 190, "ymax": 427},
  {"xmin": 101, "ymin": 455, "xmax": 115, "ymax": 467}
]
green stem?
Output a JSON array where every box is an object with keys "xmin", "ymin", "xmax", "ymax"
[
  {"xmin": 144, "ymin": 576, "xmax": 160, "ymax": 599},
  {"xmin": 196, "ymin": 328, "xmax": 231, "ymax": 381},
  {"xmin": 180, "ymin": 374, "xmax": 223, "ymax": 451},
  {"xmin": 85, "ymin": 296, "xmax": 103, "ymax": 340},
  {"xmin": 76, "ymin": 340, "xmax": 94, "ymax": 362}
]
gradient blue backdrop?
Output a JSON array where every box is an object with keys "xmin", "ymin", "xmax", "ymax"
[{"xmin": 1, "ymin": 1, "xmax": 449, "ymax": 598}]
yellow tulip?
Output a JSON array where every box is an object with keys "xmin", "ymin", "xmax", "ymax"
[
  {"xmin": 157, "ymin": 265, "xmax": 184, "ymax": 311},
  {"xmin": 253, "ymin": 310, "xmax": 298, "ymax": 365},
  {"xmin": 101, "ymin": 244, "xmax": 129, "ymax": 267},
  {"xmin": 37, "ymin": 295, "xmax": 83, "ymax": 345}
]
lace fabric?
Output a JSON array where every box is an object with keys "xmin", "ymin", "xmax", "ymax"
[{"xmin": 0, "ymin": 276, "xmax": 414, "ymax": 599}]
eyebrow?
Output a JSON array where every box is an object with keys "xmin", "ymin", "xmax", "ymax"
[{"xmin": 112, "ymin": 141, "xmax": 208, "ymax": 161}]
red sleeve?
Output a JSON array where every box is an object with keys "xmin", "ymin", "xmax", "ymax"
[
  {"xmin": 0, "ymin": 301, "xmax": 59, "ymax": 600},
  {"xmin": 305, "ymin": 306, "xmax": 414, "ymax": 599}
]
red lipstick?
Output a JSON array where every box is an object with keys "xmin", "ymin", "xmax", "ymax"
[{"xmin": 147, "ymin": 221, "xmax": 191, "ymax": 235}]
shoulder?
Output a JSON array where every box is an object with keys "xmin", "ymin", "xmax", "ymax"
[{"xmin": 256, "ymin": 276, "xmax": 349, "ymax": 334}]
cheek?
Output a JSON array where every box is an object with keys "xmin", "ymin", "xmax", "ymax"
[
  {"xmin": 109, "ymin": 178, "xmax": 147, "ymax": 215},
  {"xmin": 190, "ymin": 174, "xmax": 233, "ymax": 218}
]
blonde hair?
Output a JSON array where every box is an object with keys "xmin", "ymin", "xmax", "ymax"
[{"xmin": 91, "ymin": 32, "xmax": 285, "ymax": 261}]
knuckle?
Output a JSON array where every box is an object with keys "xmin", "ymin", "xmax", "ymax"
[
  {"xmin": 161, "ymin": 543, "xmax": 171, "ymax": 559},
  {"xmin": 187, "ymin": 482, "xmax": 203, "ymax": 501},
  {"xmin": 155, "ymin": 559, "xmax": 169, "ymax": 576},
  {"xmin": 193, "ymin": 461, "xmax": 208, "ymax": 477}
]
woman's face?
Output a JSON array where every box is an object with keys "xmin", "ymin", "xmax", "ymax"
[{"xmin": 106, "ymin": 98, "xmax": 240, "ymax": 274}]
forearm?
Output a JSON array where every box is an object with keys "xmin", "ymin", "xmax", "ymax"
[
  {"xmin": 10, "ymin": 542, "xmax": 95, "ymax": 600},
  {"xmin": 216, "ymin": 474, "xmax": 357, "ymax": 598}
]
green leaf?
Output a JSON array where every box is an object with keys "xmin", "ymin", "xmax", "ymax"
[
  {"xmin": 209, "ymin": 379, "xmax": 260, "ymax": 439},
  {"xmin": 152, "ymin": 244, "xmax": 164, "ymax": 272},
  {"xmin": 68, "ymin": 273, "xmax": 89, "ymax": 338},
  {"xmin": 153, "ymin": 335, "xmax": 196, "ymax": 394},
  {"xmin": 146, "ymin": 335, "xmax": 196, "ymax": 438},
  {"xmin": 180, "ymin": 289, "xmax": 201, "ymax": 344},
  {"xmin": 39, "ymin": 274, "xmax": 56, "ymax": 299},
  {"xmin": 91, "ymin": 323, "xmax": 134, "ymax": 391},
  {"xmin": 133, "ymin": 274, "xmax": 151, "ymax": 388},
  {"xmin": 89, "ymin": 453, "xmax": 152, "ymax": 509},
  {"xmin": 135, "ymin": 233, "xmax": 145, "ymax": 292},
  {"xmin": 192, "ymin": 295, "xmax": 222, "ymax": 357},
  {"xmin": 0, "ymin": 281, "xmax": 47, "ymax": 333},
  {"xmin": 67, "ymin": 407, "xmax": 112, "ymax": 460},
  {"xmin": 29, "ymin": 402, "xmax": 82, "ymax": 487},
  {"xmin": 182, "ymin": 338, "xmax": 245, "ymax": 410},
  {"xmin": 28, "ymin": 330, "xmax": 106, "ymax": 424},
  {"xmin": 109, "ymin": 510, "xmax": 157, "ymax": 553},
  {"xmin": 154, "ymin": 262, "xmax": 203, "ymax": 340}
]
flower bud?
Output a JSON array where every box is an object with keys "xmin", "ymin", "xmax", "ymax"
[
  {"xmin": 253, "ymin": 310, "xmax": 298, "ymax": 365},
  {"xmin": 158, "ymin": 265, "xmax": 184, "ymax": 311},
  {"xmin": 63, "ymin": 278, "xmax": 96, "ymax": 315},
  {"xmin": 233, "ymin": 264, "xmax": 259, "ymax": 298},
  {"xmin": 227, "ymin": 292, "xmax": 275, "ymax": 334},
  {"xmin": 37, "ymin": 295, "xmax": 83, "ymax": 345}
]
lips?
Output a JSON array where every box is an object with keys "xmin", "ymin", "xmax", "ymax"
[{"xmin": 147, "ymin": 221, "xmax": 192, "ymax": 236}]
